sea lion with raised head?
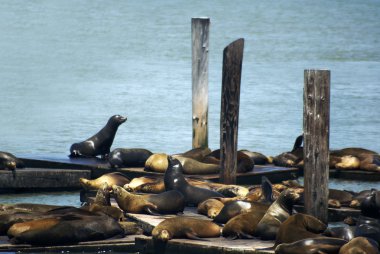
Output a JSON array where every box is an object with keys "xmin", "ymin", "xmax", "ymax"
[
  {"xmin": 254, "ymin": 188, "xmax": 302, "ymax": 240},
  {"xmin": 109, "ymin": 148, "xmax": 152, "ymax": 168},
  {"xmin": 152, "ymin": 217, "xmax": 221, "ymax": 241},
  {"xmin": 0, "ymin": 151, "xmax": 24, "ymax": 170},
  {"xmin": 112, "ymin": 185, "xmax": 185, "ymax": 214},
  {"xmin": 79, "ymin": 172, "xmax": 130, "ymax": 191},
  {"xmin": 70, "ymin": 115, "xmax": 127, "ymax": 158},
  {"xmin": 275, "ymin": 213, "xmax": 327, "ymax": 245},
  {"xmin": 164, "ymin": 156, "xmax": 223, "ymax": 205},
  {"xmin": 274, "ymin": 237, "xmax": 348, "ymax": 254}
]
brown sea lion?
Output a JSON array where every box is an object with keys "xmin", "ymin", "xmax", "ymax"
[
  {"xmin": 222, "ymin": 202, "xmax": 270, "ymax": 239},
  {"xmin": 0, "ymin": 151, "xmax": 24, "ymax": 170},
  {"xmin": 330, "ymin": 155, "xmax": 361, "ymax": 170},
  {"xmin": 0, "ymin": 203, "xmax": 65, "ymax": 214},
  {"xmin": 112, "ymin": 185, "xmax": 185, "ymax": 214},
  {"xmin": 8, "ymin": 213, "xmax": 124, "ymax": 245},
  {"xmin": 144, "ymin": 153, "xmax": 168, "ymax": 173},
  {"xmin": 213, "ymin": 200, "xmax": 255, "ymax": 224},
  {"xmin": 175, "ymin": 147, "xmax": 212, "ymax": 161},
  {"xmin": 197, "ymin": 199, "xmax": 224, "ymax": 219},
  {"xmin": 239, "ymin": 150, "xmax": 273, "ymax": 165},
  {"xmin": 272, "ymin": 135, "xmax": 304, "ymax": 168},
  {"xmin": 119, "ymin": 221, "xmax": 143, "ymax": 235},
  {"xmin": 173, "ymin": 155, "xmax": 220, "ymax": 175},
  {"xmin": 275, "ymin": 213, "xmax": 327, "ymax": 245},
  {"xmin": 215, "ymin": 185, "xmax": 249, "ymax": 197},
  {"xmin": 152, "ymin": 217, "xmax": 221, "ymax": 241},
  {"xmin": 79, "ymin": 172, "xmax": 130, "ymax": 191},
  {"xmin": 330, "ymin": 148, "xmax": 380, "ymax": 172},
  {"xmin": 108, "ymin": 148, "xmax": 153, "ymax": 168},
  {"xmin": 70, "ymin": 115, "xmax": 127, "ymax": 158},
  {"xmin": 123, "ymin": 176, "xmax": 162, "ymax": 192},
  {"xmin": 254, "ymin": 189, "xmax": 302, "ymax": 240},
  {"xmin": 274, "ymin": 237, "xmax": 348, "ymax": 254},
  {"xmin": 339, "ymin": 236, "xmax": 379, "ymax": 254},
  {"xmin": 164, "ymin": 156, "xmax": 223, "ymax": 206},
  {"xmin": 205, "ymin": 149, "xmax": 254, "ymax": 173}
]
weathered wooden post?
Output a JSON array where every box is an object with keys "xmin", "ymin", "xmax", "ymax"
[
  {"xmin": 220, "ymin": 38, "xmax": 244, "ymax": 184},
  {"xmin": 303, "ymin": 69, "xmax": 331, "ymax": 223},
  {"xmin": 192, "ymin": 17, "xmax": 210, "ymax": 149}
]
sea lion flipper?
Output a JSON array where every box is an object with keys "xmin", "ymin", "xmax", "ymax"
[
  {"xmin": 239, "ymin": 232, "xmax": 254, "ymax": 239},
  {"xmin": 144, "ymin": 204, "xmax": 160, "ymax": 216},
  {"xmin": 261, "ymin": 176, "xmax": 274, "ymax": 203},
  {"xmin": 185, "ymin": 230, "xmax": 208, "ymax": 241}
]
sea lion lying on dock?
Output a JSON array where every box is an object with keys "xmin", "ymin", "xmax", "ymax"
[
  {"xmin": 272, "ymin": 135, "xmax": 304, "ymax": 168},
  {"xmin": 204, "ymin": 149, "xmax": 254, "ymax": 173},
  {"xmin": 339, "ymin": 237, "xmax": 379, "ymax": 254},
  {"xmin": 197, "ymin": 199, "xmax": 224, "ymax": 219},
  {"xmin": 152, "ymin": 217, "xmax": 221, "ymax": 241},
  {"xmin": 79, "ymin": 172, "xmax": 130, "ymax": 191},
  {"xmin": 108, "ymin": 148, "xmax": 152, "ymax": 168},
  {"xmin": 274, "ymin": 237, "xmax": 347, "ymax": 254},
  {"xmin": 239, "ymin": 149, "xmax": 273, "ymax": 165},
  {"xmin": 70, "ymin": 115, "xmax": 127, "ymax": 158},
  {"xmin": 0, "ymin": 151, "xmax": 24, "ymax": 171},
  {"xmin": 112, "ymin": 185, "xmax": 185, "ymax": 214},
  {"xmin": 330, "ymin": 148, "xmax": 380, "ymax": 172}
]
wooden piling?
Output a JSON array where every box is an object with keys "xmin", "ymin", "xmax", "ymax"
[
  {"xmin": 220, "ymin": 38, "xmax": 244, "ymax": 184},
  {"xmin": 303, "ymin": 69, "xmax": 331, "ymax": 223},
  {"xmin": 192, "ymin": 17, "xmax": 210, "ymax": 149}
]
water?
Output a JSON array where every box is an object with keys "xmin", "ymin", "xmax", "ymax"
[{"xmin": 0, "ymin": 1, "xmax": 379, "ymax": 249}]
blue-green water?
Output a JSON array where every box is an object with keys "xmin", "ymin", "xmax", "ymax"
[{"xmin": 0, "ymin": 2, "xmax": 380, "ymax": 245}]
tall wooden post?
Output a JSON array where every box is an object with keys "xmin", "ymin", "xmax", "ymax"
[
  {"xmin": 192, "ymin": 17, "xmax": 210, "ymax": 149},
  {"xmin": 303, "ymin": 69, "xmax": 331, "ymax": 224},
  {"xmin": 220, "ymin": 38, "xmax": 244, "ymax": 184}
]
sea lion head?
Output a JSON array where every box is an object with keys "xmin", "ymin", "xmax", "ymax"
[
  {"xmin": 79, "ymin": 178, "xmax": 91, "ymax": 190},
  {"xmin": 153, "ymin": 229, "xmax": 172, "ymax": 242},
  {"xmin": 108, "ymin": 115, "xmax": 127, "ymax": 127},
  {"xmin": 112, "ymin": 185, "xmax": 126, "ymax": 198},
  {"xmin": 167, "ymin": 156, "xmax": 183, "ymax": 172},
  {"xmin": 6, "ymin": 161, "xmax": 17, "ymax": 170}
]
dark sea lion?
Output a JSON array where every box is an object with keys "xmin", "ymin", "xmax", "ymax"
[
  {"xmin": 197, "ymin": 199, "xmax": 224, "ymax": 219},
  {"xmin": 329, "ymin": 189, "xmax": 353, "ymax": 205},
  {"xmin": 273, "ymin": 135, "xmax": 304, "ymax": 168},
  {"xmin": 339, "ymin": 236, "xmax": 379, "ymax": 254},
  {"xmin": 215, "ymin": 185, "xmax": 249, "ymax": 197},
  {"xmin": 69, "ymin": 115, "xmax": 127, "ymax": 158},
  {"xmin": 323, "ymin": 226, "xmax": 355, "ymax": 242},
  {"xmin": 245, "ymin": 176, "xmax": 278, "ymax": 203},
  {"xmin": 275, "ymin": 213, "xmax": 327, "ymax": 245},
  {"xmin": 119, "ymin": 221, "xmax": 143, "ymax": 235},
  {"xmin": 349, "ymin": 189, "xmax": 374, "ymax": 208},
  {"xmin": 0, "ymin": 151, "xmax": 24, "ymax": 170},
  {"xmin": 112, "ymin": 185, "xmax": 185, "ymax": 214},
  {"xmin": 8, "ymin": 213, "xmax": 124, "ymax": 245},
  {"xmin": 360, "ymin": 189, "xmax": 380, "ymax": 218},
  {"xmin": 164, "ymin": 156, "xmax": 223, "ymax": 206},
  {"xmin": 144, "ymin": 153, "xmax": 168, "ymax": 173},
  {"xmin": 254, "ymin": 188, "xmax": 302, "ymax": 240},
  {"xmin": 205, "ymin": 149, "xmax": 254, "ymax": 173},
  {"xmin": 354, "ymin": 215, "xmax": 380, "ymax": 244},
  {"xmin": 222, "ymin": 202, "xmax": 270, "ymax": 239},
  {"xmin": 152, "ymin": 217, "xmax": 221, "ymax": 241},
  {"xmin": 109, "ymin": 148, "xmax": 152, "ymax": 168},
  {"xmin": 80, "ymin": 172, "xmax": 130, "ymax": 191},
  {"xmin": 213, "ymin": 200, "xmax": 254, "ymax": 224},
  {"xmin": 274, "ymin": 237, "xmax": 348, "ymax": 254},
  {"xmin": 239, "ymin": 149, "xmax": 273, "ymax": 165}
]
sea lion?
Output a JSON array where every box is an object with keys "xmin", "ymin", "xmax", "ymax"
[
  {"xmin": 0, "ymin": 203, "xmax": 65, "ymax": 215},
  {"xmin": 79, "ymin": 172, "xmax": 130, "ymax": 191},
  {"xmin": 254, "ymin": 188, "xmax": 302, "ymax": 240},
  {"xmin": 109, "ymin": 148, "xmax": 152, "ymax": 168},
  {"xmin": 274, "ymin": 237, "xmax": 348, "ymax": 254},
  {"xmin": 144, "ymin": 153, "xmax": 169, "ymax": 173},
  {"xmin": 119, "ymin": 221, "xmax": 143, "ymax": 235},
  {"xmin": 197, "ymin": 199, "xmax": 224, "ymax": 219},
  {"xmin": 339, "ymin": 237, "xmax": 379, "ymax": 254},
  {"xmin": 275, "ymin": 213, "xmax": 327, "ymax": 245},
  {"xmin": 215, "ymin": 185, "xmax": 249, "ymax": 197},
  {"xmin": 8, "ymin": 213, "xmax": 124, "ymax": 245},
  {"xmin": 354, "ymin": 215, "xmax": 380, "ymax": 244},
  {"xmin": 245, "ymin": 176, "xmax": 278, "ymax": 203},
  {"xmin": 239, "ymin": 150, "xmax": 273, "ymax": 165},
  {"xmin": 0, "ymin": 151, "xmax": 24, "ymax": 170},
  {"xmin": 213, "ymin": 200, "xmax": 254, "ymax": 224},
  {"xmin": 69, "ymin": 115, "xmax": 127, "ymax": 158},
  {"xmin": 330, "ymin": 155, "xmax": 361, "ymax": 170},
  {"xmin": 175, "ymin": 147, "xmax": 212, "ymax": 161},
  {"xmin": 164, "ymin": 156, "xmax": 223, "ymax": 206},
  {"xmin": 350, "ymin": 189, "xmax": 374, "ymax": 208},
  {"xmin": 205, "ymin": 149, "xmax": 254, "ymax": 173},
  {"xmin": 360, "ymin": 189, "xmax": 380, "ymax": 218},
  {"xmin": 330, "ymin": 148, "xmax": 380, "ymax": 172},
  {"xmin": 112, "ymin": 185, "xmax": 185, "ymax": 214},
  {"xmin": 173, "ymin": 155, "xmax": 220, "ymax": 174},
  {"xmin": 152, "ymin": 217, "xmax": 221, "ymax": 241},
  {"xmin": 323, "ymin": 226, "xmax": 355, "ymax": 242},
  {"xmin": 273, "ymin": 135, "xmax": 304, "ymax": 168},
  {"xmin": 329, "ymin": 189, "xmax": 353, "ymax": 205},
  {"xmin": 222, "ymin": 202, "xmax": 270, "ymax": 239},
  {"xmin": 124, "ymin": 176, "xmax": 162, "ymax": 192}
]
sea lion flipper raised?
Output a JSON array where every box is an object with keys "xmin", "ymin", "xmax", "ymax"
[{"xmin": 261, "ymin": 176, "xmax": 274, "ymax": 203}]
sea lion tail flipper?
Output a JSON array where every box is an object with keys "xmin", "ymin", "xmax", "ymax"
[
  {"xmin": 292, "ymin": 134, "xmax": 304, "ymax": 151},
  {"xmin": 239, "ymin": 232, "xmax": 254, "ymax": 239},
  {"xmin": 261, "ymin": 176, "xmax": 274, "ymax": 203},
  {"xmin": 184, "ymin": 230, "xmax": 208, "ymax": 241},
  {"xmin": 144, "ymin": 204, "xmax": 160, "ymax": 216}
]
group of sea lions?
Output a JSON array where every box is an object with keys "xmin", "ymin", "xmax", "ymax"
[{"xmin": 273, "ymin": 134, "xmax": 380, "ymax": 172}]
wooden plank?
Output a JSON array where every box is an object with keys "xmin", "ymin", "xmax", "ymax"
[
  {"xmin": 220, "ymin": 38, "xmax": 245, "ymax": 184},
  {"xmin": 192, "ymin": 17, "xmax": 210, "ymax": 149},
  {"xmin": 0, "ymin": 168, "xmax": 91, "ymax": 192},
  {"xmin": 303, "ymin": 69, "xmax": 331, "ymax": 223}
]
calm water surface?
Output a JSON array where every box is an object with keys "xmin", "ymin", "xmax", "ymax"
[{"xmin": 0, "ymin": 0, "xmax": 379, "ymax": 213}]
